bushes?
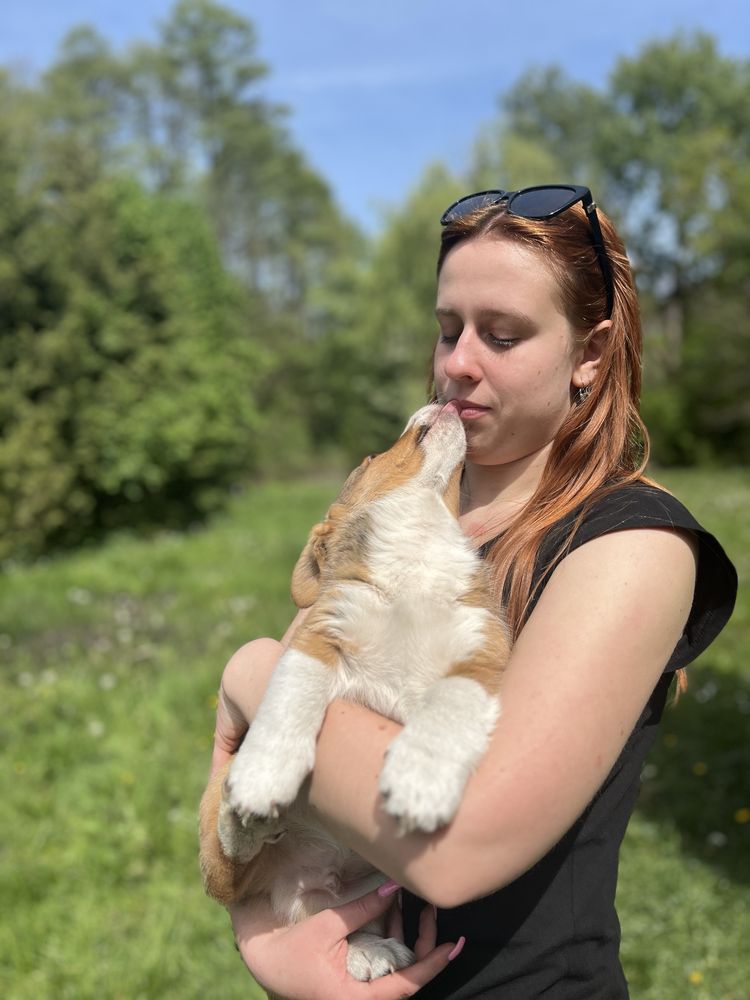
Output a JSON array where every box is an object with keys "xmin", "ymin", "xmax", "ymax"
[{"xmin": 0, "ymin": 177, "xmax": 267, "ymax": 560}]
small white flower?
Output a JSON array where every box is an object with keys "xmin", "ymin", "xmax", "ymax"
[
  {"xmin": 40, "ymin": 669, "xmax": 58, "ymax": 685},
  {"xmin": 17, "ymin": 672, "xmax": 34, "ymax": 688},
  {"xmin": 707, "ymin": 831, "xmax": 727, "ymax": 848},
  {"xmin": 113, "ymin": 602, "xmax": 134, "ymax": 625},
  {"xmin": 229, "ymin": 595, "xmax": 257, "ymax": 615},
  {"xmin": 88, "ymin": 719, "xmax": 105, "ymax": 738},
  {"xmin": 99, "ymin": 673, "xmax": 117, "ymax": 690},
  {"xmin": 67, "ymin": 587, "xmax": 92, "ymax": 605},
  {"xmin": 695, "ymin": 680, "xmax": 718, "ymax": 703}
]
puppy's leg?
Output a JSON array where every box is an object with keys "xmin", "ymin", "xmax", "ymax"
[
  {"xmin": 199, "ymin": 760, "xmax": 284, "ymax": 904},
  {"xmin": 379, "ymin": 620, "xmax": 507, "ymax": 833},
  {"xmin": 226, "ymin": 628, "xmax": 339, "ymax": 821}
]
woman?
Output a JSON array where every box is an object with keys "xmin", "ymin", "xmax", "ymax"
[{"xmin": 209, "ymin": 186, "xmax": 737, "ymax": 998}]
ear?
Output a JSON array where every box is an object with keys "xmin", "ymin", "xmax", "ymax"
[
  {"xmin": 572, "ymin": 319, "xmax": 610, "ymax": 392},
  {"xmin": 290, "ymin": 521, "xmax": 331, "ymax": 608},
  {"xmin": 290, "ymin": 458, "xmax": 370, "ymax": 608}
]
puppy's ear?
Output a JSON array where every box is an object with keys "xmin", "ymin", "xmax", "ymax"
[
  {"xmin": 290, "ymin": 459, "xmax": 372, "ymax": 609},
  {"xmin": 290, "ymin": 521, "xmax": 329, "ymax": 607},
  {"xmin": 290, "ymin": 502, "xmax": 348, "ymax": 607}
]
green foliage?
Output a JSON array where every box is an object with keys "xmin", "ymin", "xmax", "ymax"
[
  {"xmin": 0, "ymin": 2, "xmax": 370, "ymax": 560},
  {"xmin": 0, "ymin": 174, "xmax": 266, "ymax": 559},
  {"xmin": 0, "ymin": 469, "xmax": 747, "ymax": 999},
  {"xmin": 3, "ymin": 17, "xmax": 750, "ymax": 564},
  {"xmin": 448, "ymin": 33, "xmax": 750, "ymax": 466},
  {"xmin": 351, "ymin": 163, "xmax": 463, "ymax": 421}
]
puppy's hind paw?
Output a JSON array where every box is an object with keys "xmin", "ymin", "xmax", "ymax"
[
  {"xmin": 346, "ymin": 932, "xmax": 415, "ymax": 981},
  {"xmin": 217, "ymin": 789, "xmax": 285, "ymax": 862}
]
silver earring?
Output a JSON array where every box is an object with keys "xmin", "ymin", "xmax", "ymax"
[{"xmin": 577, "ymin": 384, "xmax": 592, "ymax": 404}]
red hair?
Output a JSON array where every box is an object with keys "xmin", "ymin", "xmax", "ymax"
[{"xmin": 432, "ymin": 201, "xmax": 687, "ymax": 694}]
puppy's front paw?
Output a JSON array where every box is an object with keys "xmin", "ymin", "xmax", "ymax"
[
  {"xmin": 379, "ymin": 730, "xmax": 467, "ymax": 834},
  {"xmin": 226, "ymin": 739, "xmax": 314, "ymax": 820},
  {"xmin": 346, "ymin": 932, "xmax": 414, "ymax": 981}
]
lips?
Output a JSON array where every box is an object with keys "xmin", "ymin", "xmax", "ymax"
[{"xmin": 443, "ymin": 399, "xmax": 490, "ymax": 420}]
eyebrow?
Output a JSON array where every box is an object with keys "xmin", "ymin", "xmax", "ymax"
[{"xmin": 435, "ymin": 306, "xmax": 537, "ymax": 330}]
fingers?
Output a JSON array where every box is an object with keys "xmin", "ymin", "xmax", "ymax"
[
  {"xmin": 323, "ymin": 888, "xmax": 463, "ymax": 998},
  {"xmin": 368, "ymin": 940, "xmax": 457, "ymax": 998},
  {"xmin": 208, "ymin": 639, "xmax": 283, "ymax": 779},
  {"xmin": 385, "ymin": 891, "xmax": 404, "ymax": 941},
  {"xmin": 413, "ymin": 904, "xmax": 437, "ymax": 961},
  {"xmin": 209, "ymin": 689, "xmax": 247, "ymax": 779},
  {"xmin": 322, "ymin": 882, "xmax": 402, "ymax": 938},
  {"xmin": 209, "ymin": 740, "xmax": 235, "ymax": 780}
]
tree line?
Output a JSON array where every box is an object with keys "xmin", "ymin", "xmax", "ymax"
[{"xmin": 1, "ymin": 0, "xmax": 748, "ymax": 561}]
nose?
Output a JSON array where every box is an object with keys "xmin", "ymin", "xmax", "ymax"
[{"xmin": 440, "ymin": 328, "xmax": 483, "ymax": 384}]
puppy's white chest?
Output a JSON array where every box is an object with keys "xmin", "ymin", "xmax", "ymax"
[{"xmin": 330, "ymin": 489, "xmax": 491, "ymax": 718}]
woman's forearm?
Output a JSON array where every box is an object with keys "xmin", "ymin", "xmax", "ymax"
[
  {"xmin": 306, "ymin": 699, "xmax": 518, "ymax": 908},
  {"xmin": 221, "ymin": 640, "xmax": 540, "ymax": 906}
]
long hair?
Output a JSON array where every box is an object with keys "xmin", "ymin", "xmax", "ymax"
[{"xmin": 432, "ymin": 200, "xmax": 685, "ymax": 690}]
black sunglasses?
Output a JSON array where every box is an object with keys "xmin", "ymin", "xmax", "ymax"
[{"xmin": 440, "ymin": 185, "xmax": 614, "ymax": 318}]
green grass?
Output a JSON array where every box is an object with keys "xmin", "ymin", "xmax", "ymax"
[{"xmin": 1, "ymin": 470, "xmax": 748, "ymax": 999}]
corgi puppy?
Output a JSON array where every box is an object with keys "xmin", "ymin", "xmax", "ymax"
[{"xmin": 199, "ymin": 401, "xmax": 510, "ymax": 982}]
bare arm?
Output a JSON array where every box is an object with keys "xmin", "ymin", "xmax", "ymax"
[
  {"xmin": 214, "ymin": 527, "xmax": 696, "ymax": 908},
  {"xmin": 210, "ymin": 607, "xmax": 309, "ymax": 778},
  {"xmin": 303, "ymin": 527, "xmax": 697, "ymax": 907}
]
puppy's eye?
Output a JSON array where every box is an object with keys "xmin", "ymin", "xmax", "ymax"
[{"xmin": 415, "ymin": 425, "xmax": 429, "ymax": 445}]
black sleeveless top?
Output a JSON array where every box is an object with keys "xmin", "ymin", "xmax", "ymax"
[{"xmin": 403, "ymin": 483, "xmax": 737, "ymax": 999}]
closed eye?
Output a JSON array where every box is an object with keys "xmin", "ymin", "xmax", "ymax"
[
  {"xmin": 415, "ymin": 425, "xmax": 430, "ymax": 444},
  {"xmin": 438, "ymin": 330, "xmax": 517, "ymax": 349}
]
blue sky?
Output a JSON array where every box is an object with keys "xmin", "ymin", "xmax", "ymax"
[{"xmin": 2, "ymin": 1, "xmax": 747, "ymax": 231}]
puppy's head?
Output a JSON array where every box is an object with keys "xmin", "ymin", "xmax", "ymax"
[{"xmin": 291, "ymin": 403, "xmax": 465, "ymax": 607}]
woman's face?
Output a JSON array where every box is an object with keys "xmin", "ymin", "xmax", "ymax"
[{"xmin": 434, "ymin": 236, "xmax": 586, "ymax": 468}]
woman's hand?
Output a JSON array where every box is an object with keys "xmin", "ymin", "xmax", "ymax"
[
  {"xmin": 210, "ymin": 637, "xmax": 285, "ymax": 778},
  {"xmin": 231, "ymin": 884, "xmax": 462, "ymax": 1000}
]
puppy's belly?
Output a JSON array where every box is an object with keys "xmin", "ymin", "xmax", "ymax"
[
  {"xmin": 269, "ymin": 830, "xmax": 382, "ymax": 922},
  {"xmin": 329, "ymin": 589, "xmax": 494, "ymax": 719}
]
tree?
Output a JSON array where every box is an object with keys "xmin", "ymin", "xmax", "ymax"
[
  {"xmin": 0, "ymin": 171, "xmax": 267, "ymax": 560},
  {"xmin": 472, "ymin": 35, "xmax": 750, "ymax": 463}
]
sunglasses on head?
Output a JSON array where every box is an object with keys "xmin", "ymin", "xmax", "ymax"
[{"xmin": 440, "ymin": 184, "xmax": 614, "ymax": 318}]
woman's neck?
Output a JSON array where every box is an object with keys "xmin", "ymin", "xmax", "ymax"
[{"xmin": 459, "ymin": 443, "xmax": 552, "ymax": 545}]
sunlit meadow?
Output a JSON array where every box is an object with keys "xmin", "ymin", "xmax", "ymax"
[{"xmin": 1, "ymin": 470, "xmax": 748, "ymax": 999}]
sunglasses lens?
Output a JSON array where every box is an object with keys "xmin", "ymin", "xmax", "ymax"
[
  {"xmin": 441, "ymin": 191, "xmax": 506, "ymax": 224},
  {"xmin": 509, "ymin": 186, "xmax": 578, "ymax": 219}
]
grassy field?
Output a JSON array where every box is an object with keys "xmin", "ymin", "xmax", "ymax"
[{"xmin": 1, "ymin": 469, "xmax": 748, "ymax": 999}]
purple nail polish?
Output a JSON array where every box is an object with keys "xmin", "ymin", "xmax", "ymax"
[
  {"xmin": 448, "ymin": 936, "xmax": 466, "ymax": 961},
  {"xmin": 377, "ymin": 879, "xmax": 401, "ymax": 898}
]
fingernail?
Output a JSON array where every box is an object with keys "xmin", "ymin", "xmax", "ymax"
[
  {"xmin": 448, "ymin": 936, "xmax": 466, "ymax": 961},
  {"xmin": 377, "ymin": 879, "xmax": 401, "ymax": 898}
]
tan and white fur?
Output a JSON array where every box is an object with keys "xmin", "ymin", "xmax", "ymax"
[{"xmin": 199, "ymin": 402, "xmax": 510, "ymax": 982}]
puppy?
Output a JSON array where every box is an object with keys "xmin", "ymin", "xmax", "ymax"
[{"xmin": 199, "ymin": 402, "xmax": 510, "ymax": 982}]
